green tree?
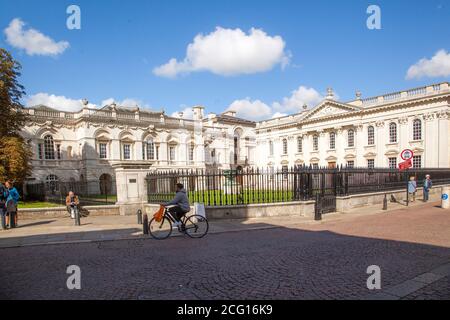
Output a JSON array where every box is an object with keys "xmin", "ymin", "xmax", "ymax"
[{"xmin": 0, "ymin": 48, "xmax": 31, "ymax": 183}]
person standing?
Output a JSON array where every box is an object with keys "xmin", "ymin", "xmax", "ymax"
[
  {"xmin": 408, "ymin": 176, "xmax": 417, "ymax": 202},
  {"xmin": 423, "ymin": 174, "xmax": 433, "ymax": 202},
  {"xmin": 5, "ymin": 181, "xmax": 19, "ymax": 228},
  {"xmin": 65, "ymin": 191, "xmax": 80, "ymax": 219}
]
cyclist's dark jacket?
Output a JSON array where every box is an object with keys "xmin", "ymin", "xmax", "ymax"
[{"xmin": 163, "ymin": 188, "xmax": 190, "ymax": 212}]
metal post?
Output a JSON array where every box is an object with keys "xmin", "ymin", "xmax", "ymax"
[
  {"xmin": 143, "ymin": 214, "xmax": 149, "ymax": 235},
  {"xmin": 314, "ymin": 193, "xmax": 322, "ymax": 221},
  {"xmin": 382, "ymin": 194, "xmax": 388, "ymax": 210},
  {"xmin": 74, "ymin": 207, "xmax": 80, "ymax": 226},
  {"xmin": 405, "ymin": 169, "xmax": 409, "ymax": 206},
  {"xmin": 137, "ymin": 209, "xmax": 142, "ymax": 224}
]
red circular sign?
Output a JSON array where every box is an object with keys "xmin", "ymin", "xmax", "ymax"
[{"xmin": 400, "ymin": 149, "xmax": 414, "ymax": 160}]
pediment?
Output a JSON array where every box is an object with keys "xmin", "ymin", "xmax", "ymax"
[{"xmin": 303, "ymin": 101, "xmax": 361, "ymax": 121}]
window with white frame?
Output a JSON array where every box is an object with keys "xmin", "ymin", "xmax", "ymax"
[
  {"xmin": 347, "ymin": 160, "xmax": 355, "ymax": 168},
  {"xmin": 389, "ymin": 122, "xmax": 397, "ymax": 143},
  {"xmin": 99, "ymin": 143, "xmax": 107, "ymax": 159},
  {"xmin": 367, "ymin": 126, "xmax": 375, "ymax": 145},
  {"xmin": 329, "ymin": 132, "xmax": 336, "ymax": 150},
  {"xmin": 413, "ymin": 155, "xmax": 422, "ymax": 168},
  {"xmin": 282, "ymin": 138, "xmax": 288, "ymax": 155},
  {"xmin": 313, "ymin": 135, "xmax": 319, "ymax": 151},
  {"xmin": 56, "ymin": 144, "xmax": 61, "ymax": 160},
  {"xmin": 44, "ymin": 135, "xmax": 55, "ymax": 160},
  {"xmin": 46, "ymin": 174, "xmax": 59, "ymax": 192},
  {"xmin": 145, "ymin": 139, "xmax": 155, "ymax": 160},
  {"xmin": 189, "ymin": 144, "xmax": 195, "ymax": 162},
  {"xmin": 413, "ymin": 119, "xmax": 422, "ymax": 140},
  {"xmin": 388, "ymin": 157, "xmax": 397, "ymax": 169},
  {"xmin": 169, "ymin": 146, "xmax": 176, "ymax": 161},
  {"xmin": 123, "ymin": 144, "xmax": 131, "ymax": 160},
  {"xmin": 297, "ymin": 136, "xmax": 302, "ymax": 153},
  {"xmin": 38, "ymin": 143, "xmax": 43, "ymax": 159},
  {"xmin": 367, "ymin": 159, "xmax": 375, "ymax": 168},
  {"xmin": 347, "ymin": 129, "xmax": 355, "ymax": 147}
]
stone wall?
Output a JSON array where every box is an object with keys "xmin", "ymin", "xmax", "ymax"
[{"xmin": 19, "ymin": 205, "xmax": 120, "ymax": 219}]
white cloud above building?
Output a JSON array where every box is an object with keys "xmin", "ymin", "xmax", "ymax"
[
  {"xmin": 406, "ymin": 49, "xmax": 450, "ymax": 80},
  {"xmin": 153, "ymin": 27, "xmax": 290, "ymax": 78},
  {"xmin": 4, "ymin": 18, "xmax": 69, "ymax": 56}
]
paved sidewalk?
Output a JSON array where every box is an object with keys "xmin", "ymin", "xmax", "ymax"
[{"xmin": 0, "ymin": 199, "xmax": 437, "ymax": 248}]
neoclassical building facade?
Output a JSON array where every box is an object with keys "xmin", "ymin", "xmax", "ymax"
[{"xmin": 21, "ymin": 82, "xmax": 450, "ymax": 188}]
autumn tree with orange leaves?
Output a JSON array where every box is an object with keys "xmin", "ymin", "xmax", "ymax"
[{"xmin": 0, "ymin": 48, "xmax": 31, "ymax": 184}]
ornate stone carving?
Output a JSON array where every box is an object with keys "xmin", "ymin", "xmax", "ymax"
[
  {"xmin": 398, "ymin": 117, "xmax": 408, "ymax": 125},
  {"xmin": 437, "ymin": 111, "xmax": 449, "ymax": 119},
  {"xmin": 375, "ymin": 120, "xmax": 385, "ymax": 128},
  {"xmin": 423, "ymin": 112, "xmax": 435, "ymax": 121}
]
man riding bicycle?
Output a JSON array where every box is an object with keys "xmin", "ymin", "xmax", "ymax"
[{"xmin": 161, "ymin": 183, "xmax": 190, "ymax": 228}]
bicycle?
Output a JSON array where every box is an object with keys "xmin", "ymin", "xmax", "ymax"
[{"xmin": 148, "ymin": 206, "xmax": 209, "ymax": 240}]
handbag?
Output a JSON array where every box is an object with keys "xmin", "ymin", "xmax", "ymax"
[{"xmin": 153, "ymin": 205, "xmax": 165, "ymax": 222}]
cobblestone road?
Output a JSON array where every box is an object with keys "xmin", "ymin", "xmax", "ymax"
[{"xmin": 1, "ymin": 202, "xmax": 450, "ymax": 299}]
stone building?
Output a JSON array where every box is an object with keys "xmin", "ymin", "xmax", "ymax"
[{"xmin": 21, "ymin": 82, "xmax": 450, "ymax": 192}]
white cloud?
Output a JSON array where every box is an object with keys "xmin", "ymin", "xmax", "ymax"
[
  {"xmin": 100, "ymin": 98, "xmax": 149, "ymax": 109},
  {"xmin": 272, "ymin": 86, "xmax": 323, "ymax": 113},
  {"xmin": 272, "ymin": 112, "xmax": 287, "ymax": 118},
  {"xmin": 171, "ymin": 106, "xmax": 194, "ymax": 119},
  {"xmin": 4, "ymin": 18, "xmax": 69, "ymax": 56},
  {"xmin": 406, "ymin": 50, "xmax": 450, "ymax": 80},
  {"xmin": 25, "ymin": 93, "xmax": 92, "ymax": 111},
  {"xmin": 26, "ymin": 94, "xmax": 150, "ymax": 112},
  {"xmin": 153, "ymin": 27, "xmax": 289, "ymax": 78},
  {"xmin": 226, "ymin": 98, "xmax": 272, "ymax": 120}
]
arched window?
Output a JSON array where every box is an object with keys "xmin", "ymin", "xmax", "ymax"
[
  {"xmin": 313, "ymin": 135, "xmax": 319, "ymax": 151},
  {"xmin": 329, "ymin": 132, "xmax": 336, "ymax": 150},
  {"xmin": 297, "ymin": 136, "xmax": 302, "ymax": 153},
  {"xmin": 413, "ymin": 119, "xmax": 422, "ymax": 140},
  {"xmin": 45, "ymin": 174, "xmax": 59, "ymax": 193},
  {"xmin": 367, "ymin": 126, "xmax": 375, "ymax": 145},
  {"xmin": 347, "ymin": 129, "xmax": 355, "ymax": 147},
  {"xmin": 44, "ymin": 135, "xmax": 55, "ymax": 160},
  {"xmin": 389, "ymin": 122, "xmax": 397, "ymax": 143},
  {"xmin": 282, "ymin": 138, "xmax": 288, "ymax": 155}
]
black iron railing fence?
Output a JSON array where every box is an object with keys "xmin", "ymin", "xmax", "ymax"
[
  {"xmin": 24, "ymin": 180, "xmax": 117, "ymax": 206},
  {"xmin": 146, "ymin": 166, "xmax": 450, "ymax": 206}
]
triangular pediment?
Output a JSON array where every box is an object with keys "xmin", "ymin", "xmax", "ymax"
[{"xmin": 303, "ymin": 100, "xmax": 361, "ymax": 121}]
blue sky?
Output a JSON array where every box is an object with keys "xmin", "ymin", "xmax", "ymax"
[{"xmin": 0, "ymin": 0, "xmax": 449, "ymax": 119}]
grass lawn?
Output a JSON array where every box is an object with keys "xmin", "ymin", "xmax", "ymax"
[{"xmin": 18, "ymin": 201, "xmax": 62, "ymax": 209}]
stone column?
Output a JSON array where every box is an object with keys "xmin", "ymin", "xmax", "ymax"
[
  {"xmin": 399, "ymin": 116, "xmax": 409, "ymax": 151},
  {"xmin": 437, "ymin": 111, "xmax": 449, "ymax": 168},
  {"xmin": 113, "ymin": 162, "xmax": 152, "ymax": 215},
  {"xmin": 424, "ymin": 113, "xmax": 438, "ymax": 167},
  {"xmin": 375, "ymin": 121, "xmax": 385, "ymax": 167},
  {"xmin": 356, "ymin": 124, "xmax": 365, "ymax": 166}
]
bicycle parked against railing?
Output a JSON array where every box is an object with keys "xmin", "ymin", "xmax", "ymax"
[{"xmin": 149, "ymin": 206, "xmax": 209, "ymax": 240}]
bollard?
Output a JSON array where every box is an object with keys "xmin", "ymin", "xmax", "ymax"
[
  {"xmin": 74, "ymin": 207, "xmax": 80, "ymax": 226},
  {"xmin": 9, "ymin": 210, "xmax": 16, "ymax": 228},
  {"xmin": 314, "ymin": 194, "xmax": 322, "ymax": 221},
  {"xmin": 137, "ymin": 209, "xmax": 142, "ymax": 225},
  {"xmin": 143, "ymin": 214, "xmax": 149, "ymax": 235},
  {"xmin": 441, "ymin": 186, "xmax": 450, "ymax": 209},
  {"xmin": 382, "ymin": 194, "xmax": 388, "ymax": 210}
]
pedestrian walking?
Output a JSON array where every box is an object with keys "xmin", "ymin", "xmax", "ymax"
[
  {"xmin": 423, "ymin": 174, "xmax": 433, "ymax": 202},
  {"xmin": 408, "ymin": 176, "xmax": 417, "ymax": 202},
  {"xmin": 0, "ymin": 182, "xmax": 8, "ymax": 230}
]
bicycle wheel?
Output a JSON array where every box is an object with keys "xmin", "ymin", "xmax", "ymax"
[
  {"xmin": 149, "ymin": 216, "xmax": 172, "ymax": 240},
  {"xmin": 184, "ymin": 215, "xmax": 209, "ymax": 238}
]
